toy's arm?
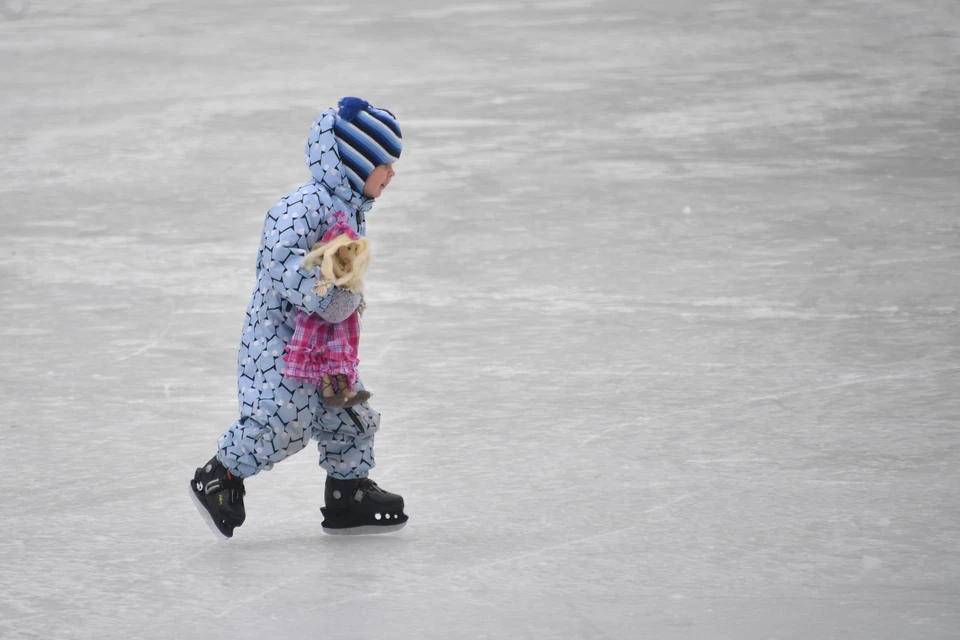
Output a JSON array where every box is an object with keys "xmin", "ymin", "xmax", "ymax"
[{"xmin": 318, "ymin": 287, "xmax": 362, "ymax": 323}]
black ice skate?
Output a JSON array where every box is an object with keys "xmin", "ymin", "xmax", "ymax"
[
  {"xmin": 320, "ymin": 476, "xmax": 408, "ymax": 535},
  {"xmin": 189, "ymin": 456, "xmax": 246, "ymax": 540}
]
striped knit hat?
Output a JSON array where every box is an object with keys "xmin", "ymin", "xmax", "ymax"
[{"xmin": 333, "ymin": 97, "xmax": 403, "ymax": 195}]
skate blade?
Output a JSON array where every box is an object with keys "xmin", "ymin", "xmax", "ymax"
[
  {"xmin": 188, "ymin": 484, "xmax": 230, "ymax": 540},
  {"xmin": 322, "ymin": 521, "xmax": 407, "ymax": 536}
]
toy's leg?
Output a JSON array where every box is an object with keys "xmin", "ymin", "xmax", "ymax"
[
  {"xmin": 336, "ymin": 374, "xmax": 357, "ymax": 400},
  {"xmin": 337, "ymin": 376, "xmax": 373, "ymax": 407},
  {"xmin": 336, "ymin": 375, "xmax": 372, "ymax": 408},
  {"xmin": 341, "ymin": 388, "xmax": 371, "ymax": 407},
  {"xmin": 320, "ymin": 374, "xmax": 345, "ymax": 407},
  {"xmin": 320, "ymin": 374, "xmax": 335, "ymax": 398}
]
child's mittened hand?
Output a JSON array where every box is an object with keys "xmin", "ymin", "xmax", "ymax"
[{"xmin": 318, "ymin": 287, "xmax": 362, "ymax": 323}]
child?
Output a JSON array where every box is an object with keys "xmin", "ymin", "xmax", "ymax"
[
  {"xmin": 284, "ymin": 212, "xmax": 372, "ymax": 408},
  {"xmin": 189, "ymin": 97, "xmax": 408, "ymax": 538}
]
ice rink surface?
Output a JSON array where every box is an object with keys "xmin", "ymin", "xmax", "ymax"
[{"xmin": 1, "ymin": 0, "xmax": 959, "ymax": 638}]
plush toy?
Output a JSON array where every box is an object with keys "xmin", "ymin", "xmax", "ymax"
[
  {"xmin": 282, "ymin": 215, "xmax": 372, "ymax": 407},
  {"xmin": 305, "ymin": 229, "xmax": 370, "ymax": 298}
]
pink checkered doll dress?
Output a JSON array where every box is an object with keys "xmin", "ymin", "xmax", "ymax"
[{"xmin": 283, "ymin": 218, "xmax": 371, "ymax": 408}]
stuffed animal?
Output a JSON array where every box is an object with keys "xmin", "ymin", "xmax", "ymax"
[
  {"xmin": 303, "ymin": 231, "xmax": 371, "ymax": 297},
  {"xmin": 282, "ymin": 217, "xmax": 372, "ymax": 407}
]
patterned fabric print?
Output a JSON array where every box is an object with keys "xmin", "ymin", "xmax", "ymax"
[
  {"xmin": 217, "ymin": 108, "xmax": 380, "ymax": 480},
  {"xmin": 283, "ymin": 310, "xmax": 361, "ymax": 389},
  {"xmin": 218, "ymin": 401, "xmax": 380, "ymax": 479}
]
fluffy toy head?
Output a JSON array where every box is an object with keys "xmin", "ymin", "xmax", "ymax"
[{"xmin": 303, "ymin": 233, "xmax": 371, "ymax": 296}]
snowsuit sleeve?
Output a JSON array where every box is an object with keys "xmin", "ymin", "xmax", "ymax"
[{"xmin": 261, "ymin": 199, "xmax": 335, "ymax": 315}]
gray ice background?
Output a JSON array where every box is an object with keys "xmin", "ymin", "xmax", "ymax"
[{"xmin": 1, "ymin": 0, "xmax": 959, "ymax": 638}]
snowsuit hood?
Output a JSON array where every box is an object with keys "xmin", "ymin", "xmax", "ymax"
[{"xmin": 304, "ymin": 107, "xmax": 375, "ymax": 217}]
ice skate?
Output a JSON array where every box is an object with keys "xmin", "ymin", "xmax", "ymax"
[
  {"xmin": 320, "ymin": 476, "xmax": 408, "ymax": 535},
  {"xmin": 189, "ymin": 456, "xmax": 246, "ymax": 539}
]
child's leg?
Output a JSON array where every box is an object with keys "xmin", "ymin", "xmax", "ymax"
[
  {"xmin": 316, "ymin": 429, "xmax": 376, "ymax": 479},
  {"xmin": 311, "ymin": 396, "xmax": 380, "ymax": 479},
  {"xmin": 218, "ymin": 415, "xmax": 311, "ymax": 479}
]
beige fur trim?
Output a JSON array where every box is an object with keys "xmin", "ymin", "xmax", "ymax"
[{"xmin": 303, "ymin": 235, "xmax": 370, "ymax": 295}]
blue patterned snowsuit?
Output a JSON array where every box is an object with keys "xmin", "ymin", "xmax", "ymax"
[{"xmin": 217, "ymin": 108, "xmax": 381, "ymax": 480}]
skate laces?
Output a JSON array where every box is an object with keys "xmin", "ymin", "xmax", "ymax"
[{"xmin": 225, "ymin": 471, "xmax": 246, "ymax": 500}]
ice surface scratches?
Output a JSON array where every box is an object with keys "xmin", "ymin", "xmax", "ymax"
[{"xmin": 1, "ymin": 0, "xmax": 959, "ymax": 639}]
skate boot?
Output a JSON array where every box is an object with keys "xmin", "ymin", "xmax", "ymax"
[
  {"xmin": 189, "ymin": 456, "xmax": 246, "ymax": 539},
  {"xmin": 320, "ymin": 476, "xmax": 408, "ymax": 535}
]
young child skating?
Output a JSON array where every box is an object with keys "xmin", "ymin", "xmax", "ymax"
[
  {"xmin": 190, "ymin": 97, "xmax": 407, "ymax": 538},
  {"xmin": 284, "ymin": 211, "xmax": 372, "ymax": 408}
]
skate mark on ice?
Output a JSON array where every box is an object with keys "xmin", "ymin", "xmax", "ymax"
[
  {"xmin": 214, "ymin": 579, "xmax": 291, "ymax": 619},
  {"xmin": 360, "ymin": 326, "xmax": 419, "ymax": 367},
  {"xmin": 109, "ymin": 287, "xmax": 174, "ymax": 364},
  {"xmin": 309, "ymin": 491, "xmax": 703, "ymax": 612},
  {"xmin": 110, "ymin": 332, "xmax": 168, "ymax": 363},
  {"xmin": 474, "ymin": 490, "xmax": 706, "ymax": 574},
  {"xmin": 686, "ymin": 458, "xmax": 772, "ymax": 464},
  {"xmin": 411, "ymin": 515, "xmax": 478, "ymax": 526},
  {"xmin": 581, "ymin": 365, "xmax": 960, "ymax": 448}
]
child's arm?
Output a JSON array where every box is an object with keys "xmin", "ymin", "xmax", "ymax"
[{"xmin": 261, "ymin": 200, "xmax": 337, "ymax": 315}]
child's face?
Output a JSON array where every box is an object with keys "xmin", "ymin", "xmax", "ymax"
[{"xmin": 362, "ymin": 163, "xmax": 396, "ymax": 199}]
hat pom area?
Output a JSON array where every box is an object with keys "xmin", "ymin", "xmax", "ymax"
[{"xmin": 337, "ymin": 97, "xmax": 370, "ymax": 122}]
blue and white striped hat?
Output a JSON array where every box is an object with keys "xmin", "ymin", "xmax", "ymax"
[{"xmin": 333, "ymin": 97, "xmax": 403, "ymax": 195}]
